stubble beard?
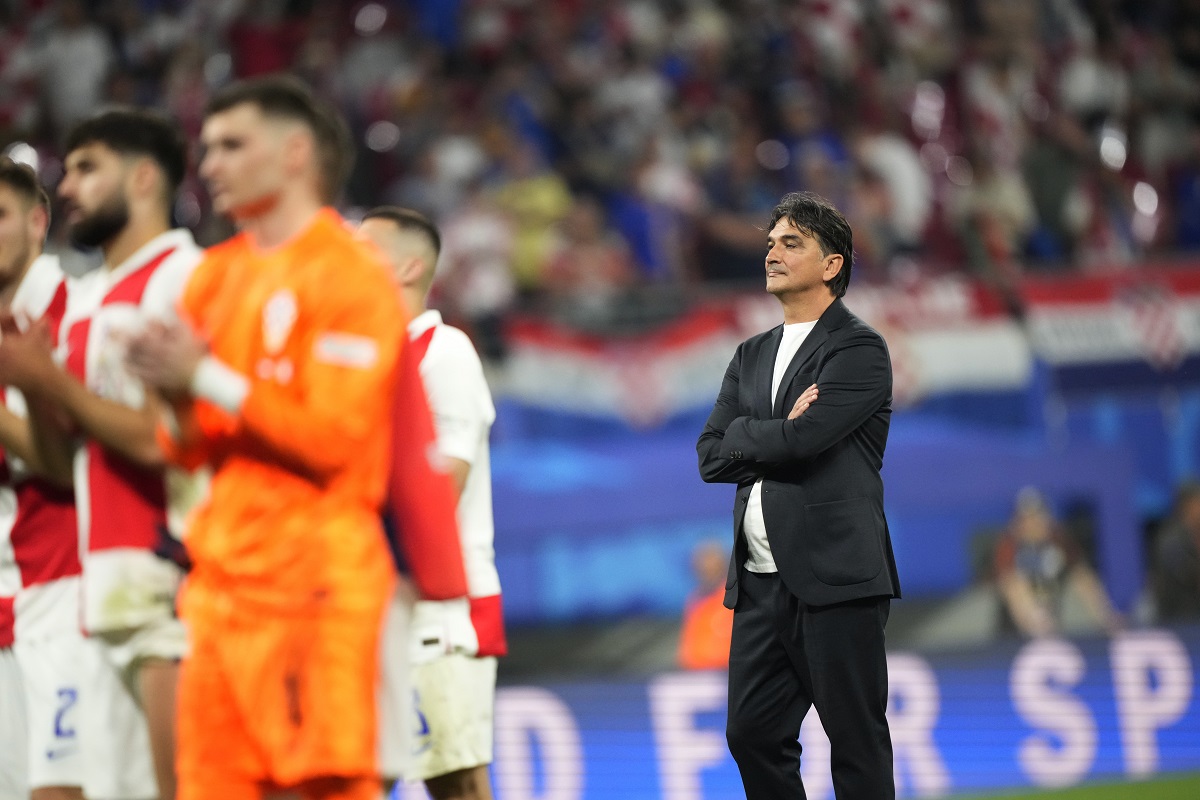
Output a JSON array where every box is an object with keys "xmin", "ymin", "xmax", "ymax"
[{"xmin": 68, "ymin": 192, "xmax": 131, "ymax": 250}]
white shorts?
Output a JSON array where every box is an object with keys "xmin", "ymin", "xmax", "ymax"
[
  {"xmin": 0, "ymin": 646, "xmax": 28, "ymax": 799},
  {"xmin": 78, "ymin": 634, "xmax": 158, "ymax": 800},
  {"xmin": 409, "ymin": 654, "xmax": 498, "ymax": 781},
  {"xmin": 83, "ymin": 547, "xmax": 182, "ymax": 635},
  {"xmin": 13, "ymin": 632, "xmax": 88, "ymax": 789},
  {"xmin": 378, "ymin": 589, "xmax": 413, "ymax": 780}
]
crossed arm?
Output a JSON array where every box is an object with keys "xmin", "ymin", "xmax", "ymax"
[{"xmin": 697, "ymin": 333, "xmax": 890, "ymax": 483}]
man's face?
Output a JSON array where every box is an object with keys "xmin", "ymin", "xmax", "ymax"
[
  {"xmin": 356, "ymin": 217, "xmax": 401, "ymax": 275},
  {"xmin": 200, "ymin": 103, "xmax": 290, "ymax": 219},
  {"xmin": 59, "ymin": 142, "xmax": 131, "ymax": 249},
  {"xmin": 0, "ymin": 186, "xmax": 38, "ymax": 287},
  {"xmin": 764, "ymin": 217, "xmax": 839, "ymax": 300}
]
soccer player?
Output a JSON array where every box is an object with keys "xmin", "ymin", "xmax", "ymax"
[
  {"xmin": 125, "ymin": 75, "xmax": 413, "ymax": 800},
  {"xmin": 358, "ymin": 207, "xmax": 506, "ymax": 800},
  {"xmin": 0, "ymin": 157, "xmax": 83, "ymax": 800},
  {"xmin": 0, "ymin": 110, "xmax": 201, "ymax": 800}
]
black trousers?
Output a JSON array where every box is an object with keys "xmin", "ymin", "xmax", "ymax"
[{"xmin": 726, "ymin": 570, "xmax": 894, "ymax": 799}]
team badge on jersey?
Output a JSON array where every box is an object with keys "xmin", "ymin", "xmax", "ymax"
[{"xmin": 262, "ymin": 290, "xmax": 298, "ymax": 355}]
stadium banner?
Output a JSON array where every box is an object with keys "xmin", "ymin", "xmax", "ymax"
[
  {"xmin": 1022, "ymin": 265, "xmax": 1200, "ymax": 391},
  {"xmin": 499, "ymin": 276, "xmax": 1032, "ymax": 426},
  {"xmin": 397, "ymin": 628, "xmax": 1200, "ymax": 800}
]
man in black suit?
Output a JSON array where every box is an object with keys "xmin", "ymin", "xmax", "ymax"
[{"xmin": 697, "ymin": 191, "xmax": 900, "ymax": 799}]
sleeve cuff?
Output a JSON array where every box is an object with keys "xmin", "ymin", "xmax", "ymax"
[{"xmin": 190, "ymin": 355, "xmax": 249, "ymax": 415}]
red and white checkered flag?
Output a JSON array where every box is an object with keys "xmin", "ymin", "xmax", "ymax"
[{"xmin": 1118, "ymin": 284, "xmax": 1186, "ymax": 371}]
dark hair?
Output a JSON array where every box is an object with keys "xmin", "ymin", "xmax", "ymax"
[
  {"xmin": 64, "ymin": 108, "xmax": 187, "ymax": 198},
  {"xmin": 0, "ymin": 157, "xmax": 50, "ymax": 211},
  {"xmin": 207, "ymin": 74, "xmax": 353, "ymax": 204},
  {"xmin": 768, "ymin": 191, "xmax": 854, "ymax": 297},
  {"xmin": 362, "ymin": 206, "xmax": 442, "ymax": 257}
]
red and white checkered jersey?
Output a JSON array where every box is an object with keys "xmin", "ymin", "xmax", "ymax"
[
  {"xmin": 0, "ymin": 254, "xmax": 78, "ymax": 643},
  {"xmin": 409, "ymin": 309, "xmax": 505, "ymax": 656},
  {"xmin": 58, "ymin": 230, "xmax": 200, "ymax": 633}
]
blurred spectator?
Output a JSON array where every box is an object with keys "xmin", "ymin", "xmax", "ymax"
[
  {"xmin": 950, "ymin": 138, "xmax": 1036, "ymax": 284},
  {"xmin": 434, "ymin": 182, "xmax": 516, "ymax": 361},
  {"xmin": 542, "ymin": 195, "xmax": 636, "ymax": 307},
  {"xmin": 677, "ymin": 540, "xmax": 732, "ymax": 671},
  {"xmin": 993, "ymin": 488, "xmax": 1123, "ymax": 638},
  {"xmin": 1, "ymin": 0, "xmax": 1200, "ymax": 304},
  {"xmin": 1130, "ymin": 33, "xmax": 1200, "ymax": 179},
  {"xmin": 851, "ymin": 124, "xmax": 933, "ymax": 252},
  {"xmin": 489, "ymin": 137, "xmax": 573, "ymax": 294},
  {"xmin": 36, "ymin": 0, "xmax": 114, "ymax": 132},
  {"xmin": 1150, "ymin": 481, "xmax": 1200, "ymax": 622}
]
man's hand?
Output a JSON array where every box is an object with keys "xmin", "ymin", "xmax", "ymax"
[
  {"xmin": 126, "ymin": 320, "xmax": 207, "ymax": 397},
  {"xmin": 787, "ymin": 383, "xmax": 819, "ymax": 420},
  {"xmin": 0, "ymin": 317, "xmax": 59, "ymax": 393}
]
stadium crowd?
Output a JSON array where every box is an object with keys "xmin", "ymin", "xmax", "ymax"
[{"xmin": 4, "ymin": 0, "xmax": 1200, "ymax": 331}]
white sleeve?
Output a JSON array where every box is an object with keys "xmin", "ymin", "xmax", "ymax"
[
  {"xmin": 141, "ymin": 248, "xmax": 201, "ymax": 323},
  {"xmin": 419, "ymin": 328, "xmax": 495, "ymax": 466}
]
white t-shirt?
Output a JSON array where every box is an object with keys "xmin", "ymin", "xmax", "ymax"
[{"xmin": 743, "ymin": 320, "xmax": 817, "ymax": 573}]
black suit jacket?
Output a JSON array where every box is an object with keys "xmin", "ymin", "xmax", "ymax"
[{"xmin": 697, "ymin": 298, "xmax": 901, "ymax": 608}]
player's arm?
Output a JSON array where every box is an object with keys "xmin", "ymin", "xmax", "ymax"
[
  {"xmin": 697, "ymin": 345, "xmax": 769, "ymax": 485},
  {"xmin": 0, "ymin": 316, "xmax": 162, "ymax": 474},
  {"xmin": 133, "ymin": 274, "xmax": 405, "ymax": 482},
  {"xmin": 233, "ymin": 294, "xmax": 403, "ymax": 481},
  {"xmin": 719, "ymin": 331, "xmax": 891, "ymax": 465},
  {"xmin": 422, "ymin": 332, "xmax": 490, "ymax": 500},
  {"xmin": 33, "ymin": 365, "xmax": 165, "ymax": 468},
  {"xmin": 0, "ymin": 402, "xmax": 65, "ymax": 483}
]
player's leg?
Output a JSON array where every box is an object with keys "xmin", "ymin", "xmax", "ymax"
[
  {"xmin": 138, "ymin": 657, "xmax": 179, "ymax": 800},
  {"xmin": 424, "ymin": 765, "xmax": 493, "ymax": 800},
  {"xmin": 263, "ymin": 775, "xmax": 378, "ymax": 800}
]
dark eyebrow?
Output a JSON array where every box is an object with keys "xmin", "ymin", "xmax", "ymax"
[{"xmin": 767, "ymin": 234, "xmax": 803, "ymax": 244}]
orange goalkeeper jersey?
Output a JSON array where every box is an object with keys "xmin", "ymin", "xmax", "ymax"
[{"xmin": 163, "ymin": 209, "xmax": 404, "ymax": 614}]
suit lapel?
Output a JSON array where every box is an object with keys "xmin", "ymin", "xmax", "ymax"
[
  {"xmin": 757, "ymin": 326, "xmax": 782, "ymax": 419},
  {"xmin": 770, "ymin": 299, "xmax": 849, "ymax": 417}
]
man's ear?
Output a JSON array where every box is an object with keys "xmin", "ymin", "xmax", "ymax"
[
  {"xmin": 398, "ymin": 256, "xmax": 427, "ymax": 287},
  {"xmin": 823, "ymin": 253, "xmax": 844, "ymax": 282},
  {"xmin": 29, "ymin": 204, "xmax": 50, "ymax": 243},
  {"xmin": 129, "ymin": 158, "xmax": 161, "ymax": 202},
  {"xmin": 282, "ymin": 127, "xmax": 315, "ymax": 179}
]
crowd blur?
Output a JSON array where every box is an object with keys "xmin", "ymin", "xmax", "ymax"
[{"xmin": 4, "ymin": 0, "xmax": 1200, "ymax": 334}]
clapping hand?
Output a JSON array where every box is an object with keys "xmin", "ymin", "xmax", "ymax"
[
  {"xmin": 126, "ymin": 320, "xmax": 208, "ymax": 397},
  {"xmin": 0, "ymin": 315, "xmax": 57, "ymax": 392}
]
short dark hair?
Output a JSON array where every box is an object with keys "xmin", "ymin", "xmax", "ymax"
[
  {"xmin": 64, "ymin": 108, "xmax": 187, "ymax": 198},
  {"xmin": 207, "ymin": 74, "xmax": 353, "ymax": 204},
  {"xmin": 362, "ymin": 206, "xmax": 442, "ymax": 257},
  {"xmin": 0, "ymin": 157, "xmax": 50, "ymax": 211},
  {"xmin": 768, "ymin": 191, "xmax": 854, "ymax": 297}
]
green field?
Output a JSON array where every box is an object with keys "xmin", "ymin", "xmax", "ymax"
[{"xmin": 951, "ymin": 773, "xmax": 1200, "ymax": 799}]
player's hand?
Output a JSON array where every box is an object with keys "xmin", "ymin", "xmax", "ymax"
[
  {"xmin": 0, "ymin": 318, "xmax": 58, "ymax": 391},
  {"xmin": 787, "ymin": 384, "xmax": 819, "ymax": 420},
  {"xmin": 126, "ymin": 320, "xmax": 207, "ymax": 396},
  {"xmin": 409, "ymin": 597, "xmax": 480, "ymax": 665}
]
